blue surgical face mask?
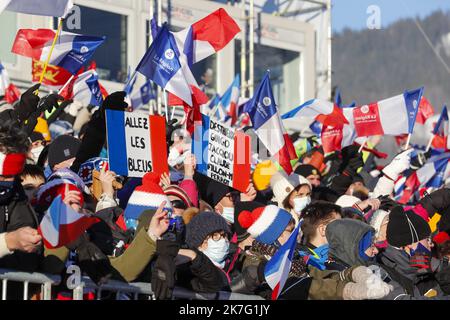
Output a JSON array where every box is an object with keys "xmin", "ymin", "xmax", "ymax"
[
  {"xmin": 221, "ymin": 207, "xmax": 235, "ymax": 224},
  {"xmin": 203, "ymin": 238, "xmax": 230, "ymax": 268}
]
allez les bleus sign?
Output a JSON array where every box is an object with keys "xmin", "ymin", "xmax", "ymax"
[
  {"xmin": 193, "ymin": 114, "xmax": 251, "ymax": 192},
  {"xmin": 105, "ymin": 110, "xmax": 168, "ymax": 178}
]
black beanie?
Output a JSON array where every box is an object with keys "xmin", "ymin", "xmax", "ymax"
[
  {"xmin": 48, "ymin": 135, "xmax": 81, "ymax": 168},
  {"xmin": 387, "ymin": 206, "xmax": 431, "ymax": 247},
  {"xmin": 186, "ymin": 212, "xmax": 230, "ymax": 248},
  {"xmin": 234, "ymin": 201, "xmax": 265, "ymax": 242},
  {"xmin": 294, "ymin": 164, "xmax": 321, "ymax": 178},
  {"xmin": 30, "ymin": 131, "xmax": 44, "ymax": 143},
  {"xmin": 438, "ymin": 207, "xmax": 450, "ymax": 234},
  {"xmin": 194, "ymin": 172, "xmax": 232, "ymax": 208}
]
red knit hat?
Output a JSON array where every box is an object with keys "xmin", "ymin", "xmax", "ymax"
[
  {"xmin": 0, "ymin": 152, "xmax": 26, "ymax": 176},
  {"xmin": 124, "ymin": 172, "xmax": 173, "ymax": 220},
  {"xmin": 35, "ymin": 179, "xmax": 84, "ymax": 210},
  {"xmin": 164, "ymin": 185, "xmax": 193, "ymax": 208}
]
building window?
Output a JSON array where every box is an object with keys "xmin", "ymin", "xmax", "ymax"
[
  {"xmin": 56, "ymin": 6, "xmax": 128, "ymax": 83},
  {"xmin": 0, "ymin": 11, "xmax": 18, "ymax": 64},
  {"xmin": 235, "ymin": 40, "xmax": 300, "ymax": 113}
]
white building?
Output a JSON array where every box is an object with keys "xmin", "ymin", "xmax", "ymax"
[{"xmin": 0, "ymin": 0, "xmax": 331, "ymax": 113}]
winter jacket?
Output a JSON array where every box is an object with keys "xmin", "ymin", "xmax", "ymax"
[
  {"xmin": 372, "ymin": 176, "xmax": 395, "ymax": 198},
  {"xmin": 229, "ymin": 241, "xmax": 353, "ymax": 300},
  {"xmin": 326, "ymin": 218, "xmax": 450, "ymax": 300},
  {"xmin": 0, "ymin": 180, "xmax": 41, "ymax": 272},
  {"xmin": 176, "ymin": 249, "xmax": 231, "ymax": 293},
  {"xmin": 378, "ymin": 246, "xmax": 450, "ymax": 300},
  {"xmin": 41, "ymin": 223, "xmax": 157, "ymax": 283}
]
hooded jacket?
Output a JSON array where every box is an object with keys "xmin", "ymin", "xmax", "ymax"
[
  {"xmin": 326, "ymin": 219, "xmax": 450, "ymax": 300},
  {"xmin": 326, "ymin": 218, "xmax": 374, "ymax": 269}
]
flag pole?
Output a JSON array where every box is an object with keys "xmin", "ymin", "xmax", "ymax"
[
  {"xmin": 358, "ymin": 137, "xmax": 368, "ymax": 153},
  {"xmin": 171, "ymin": 105, "xmax": 177, "ymax": 120},
  {"xmin": 37, "ymin": 18, "xmax": 64, "ymax": 93},
  {"xmin": 425, "ymin": 134, "xmax": 434, "ymax": 152},
  {"xmin": 404, "ymin": 133, "xmax": 412, "ymax": 151},
  {"xmin": 57, "ymin": 74, "xmax": 75, "ymax": 95},
  {"xmin": 163, "ymin": 88, "xmax": 169, "ymax": 122}
]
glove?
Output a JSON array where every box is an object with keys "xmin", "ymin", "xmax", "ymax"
[
  {"xmin": 382, "ymin": 149, "xmax": 414, "ymax": 181},
  {"xmin": 76, "ymin": 240, "xmax": 113, "ymax": 285},
  {"xmin": 351, "ymin": 265, "xmax": 383, "ymax": 283},
  {"xmin": 37, "ymin": 93, "xmax": 64, "ymax": 114},
  {"xmin": 378, "ymin": 195, "xmax": 398, "ymax": 211},
  {"xmin": 343, "ymin": 156, "xmax": 364, "ymax": 177},
  {"xmin": 66, "ymin": 100, "xmax": 84, "ymax": 117},
  {"xmin": 343, "ymin": 281, "xmax": 393, "ymax": 300},
  {"xmin": 14, "ymin": 84, "xmax": 41, "ymax": 121},
  {"xmin": 410, "ymin": 150, "xmax": 431, "ymax": 170},
  {"xmin": 151, "ymin": 240, "xmax": 180, "ymax": 300},
  {"xmin": 102, "ymin": 91, "xmax": 128, "ymax": 111}
]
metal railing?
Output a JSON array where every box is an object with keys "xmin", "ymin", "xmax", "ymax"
[
  {"xmin": 0, "ymin": 268, "xmax": 61, "ymax": 300},
  {"xmin": 0, "ymin": 269, "xmax": 264, "ymax": 300}
]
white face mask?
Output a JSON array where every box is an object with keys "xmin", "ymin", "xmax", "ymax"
[
  {"xmin": 293, "ymin": 196, "xmax": 311, "ymax": 214},
  {"xmin": 202, "ymin": 238, "xmax": 230, "ymax": 268},
  {"xmin": 221, "ymin": 207, "xmax": 235, "ymax": 224},
  {"xmin": 31, "ymin": 145, "xmax": 44, "ymax": 163}
]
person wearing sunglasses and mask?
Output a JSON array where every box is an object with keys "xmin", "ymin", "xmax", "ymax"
[
  {"xmin": 176, "ymin": 212, "xmax": 233, "ymax": 293},
  {"xmin": 163, "ymin": 184, "xmax": 193, "ymax": 217}
]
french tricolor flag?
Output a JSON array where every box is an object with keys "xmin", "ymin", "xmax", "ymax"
[
  {"xmin": 264, "ymin": 222, "xmax": 301, "ymax": 300},
  {"xmin": 432, "ymin": 105, "xmax": 450, "ymax": 150},
  {"xmin": 219, "ymin": 75, "xmax": 240, "ymax": 126},
  {"xmin": 245, "ymin": 73, "xmax": 297, "ymax": 174},
  {"xmin": 351, "ymin": 88, "xmax": 424, "ymax": 137},
  {"xmin": 0, "ymin": 0, "xmax": 73, "ymax": 17},
  {"xmin": 71, "ymin": 69, "xmax": 104, "ymax": 107},
  {"xmin": 0, "ymin": 62, "xmax": 21, "ymax": 104},
  {"xmin": 105, "ymin": 112, "xmax": 168, "ymax": 178},
  {"xmin": 281, "ymin": 99, "xmax": 349, "ymax": 127},
  {"xmin": 38, "ymin": 195, "xmax": 98, "ymax": 249},
  {"xmin": 397, "ymin": 153, "xmax": 450, "ymax": 204},
  {"xmin": 173, "ymin": 8, "xmax": 241, "ymax": 66},
  {"xmin": 320, "ymin": 107, "xmax": 357, "ymax": 153},
  {"xmin": 11, "ymin": 29, "xmax": 105, "ymax": 75}
]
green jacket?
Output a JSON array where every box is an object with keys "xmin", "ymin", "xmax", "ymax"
[{"xmin": 41, "ymin": 226, "xmax": 156, "ymax": 283}]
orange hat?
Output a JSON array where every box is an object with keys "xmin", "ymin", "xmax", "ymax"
[{"xmin": 252, "ymin": 160, "xmax": 278, "ymax": 191}]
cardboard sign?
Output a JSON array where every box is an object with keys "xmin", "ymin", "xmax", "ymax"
[
  {"xmin": 193, "ymin": 114, "xmax": 251, "ymax": 192},
  {"xmin": 105, "ymin": 110, "xmax": 168, "ymax": 178}
]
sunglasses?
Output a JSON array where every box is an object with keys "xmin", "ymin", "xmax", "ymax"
[{"xmin": 171, "ymin": 199, "xmax": 187, "ymax": 210}]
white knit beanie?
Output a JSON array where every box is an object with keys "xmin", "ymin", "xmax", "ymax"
[
  {"xmin": 270, "ymin": 171, "xmax": 311, "ymax": 205},
  {"xmin": 335, "ymin": 195, "xmax": 361, "ymax": 208},
  {"xmin": 369, "ymin": 209, "xmax": 389, "ymax": 238}
]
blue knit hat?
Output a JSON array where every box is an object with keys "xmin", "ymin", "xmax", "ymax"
[
  {"xmin": 186, "ymin": 212, "xmax": 231, "ymax": 248},
  {"xmin": 78, "ymin": 157, "xmax": 109, "ymax": 185},
  {"xmin": 238, "ymin": 205, "xmax": 293, "ymax": 244}
]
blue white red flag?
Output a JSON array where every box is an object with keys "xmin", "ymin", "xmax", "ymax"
[
  {"xmin": 0, "ymin": 62, "xmax": 21, "ymax": 104},
  {"xmin": 351, "ymin": 88, "xmax": 424, "ymax": 137},
  {"xmin": 245, "ymin": 72, "xmax": 297, "ymax": 174},
  {"xmin": 38, "ymin": 195, "xmax": 98, "ymax": 249},
  {"xmin": 264, "ymin": 222, "xmax": 301, "ymax": 300},
  {"xmin": 12, "ymin": 29, "xmax": 105, "ymax": 75}
]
